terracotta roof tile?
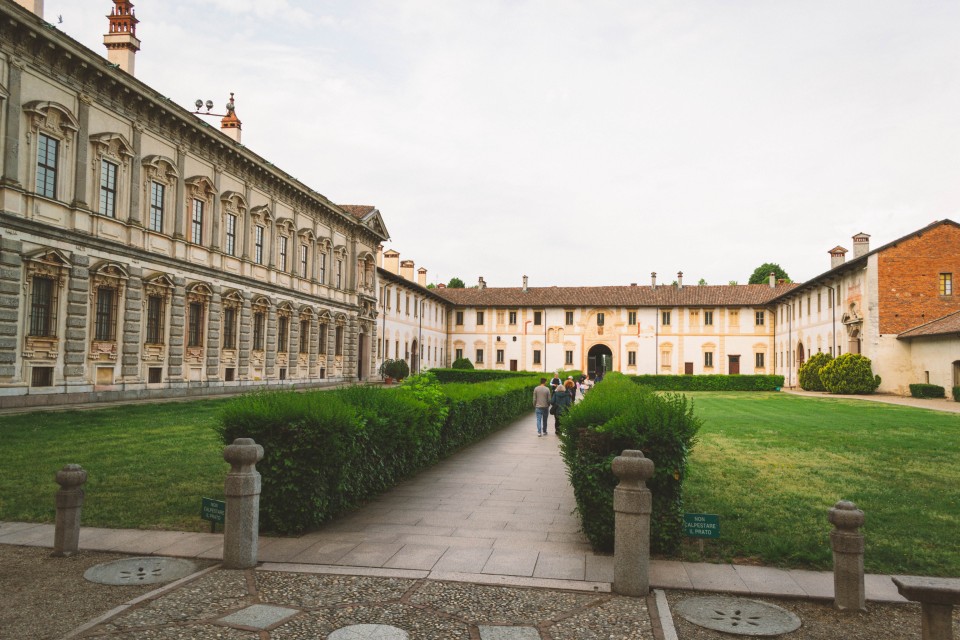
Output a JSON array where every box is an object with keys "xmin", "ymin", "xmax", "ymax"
[
  {"xmin": 339, "ymin": 204, "xmax": 376, "ymax": 220},
  {"xmin": 432, "ymin": 283, "xmax": 798, "ymax": 307},
  {"xmin": 897, "ymin": 310, "xmax": 960, "ymax": 339}
]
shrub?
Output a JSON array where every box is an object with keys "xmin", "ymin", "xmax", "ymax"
[
  {"xmin": 451, "ymin": 357, "xmax": 475, "ymax": 370},
  {"xmin": 630, "ymin": 374, "xmax": 784, "ymax": 391},
  {"xmin": 798, "ymin": 352, "xmax": 833, "ymax": 391},
  {"xmin": 559, "ymin": 372, "xmax": 701, "ymax": 554},
  {"xmin": 390, "ymin": 359, "xmax": 410, "ymax": 380},
  {"xmin": 909, "ymin": 383, "xmax": 946, "ymax": 399},
  {"xmin": 954, "ymin": 386, "xmax": 960, "ymax": 402},
  {"xmin": 819, "ymin": 354, "xmax": 881, "ymax": 394},
  {"xmin": 431, "ymin": 368, "xmax": 536, "ymax": 383}
]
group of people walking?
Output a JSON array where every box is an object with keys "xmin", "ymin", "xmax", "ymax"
[{"xmin": 532, "ymin": 373, "xmax": 592, "ymax": 437}]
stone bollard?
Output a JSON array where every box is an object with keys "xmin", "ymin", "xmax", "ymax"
[
  {"xmin": 612, "ymin": 449, "xmax": 655, "ymax": 597},
  {"xmin": 222, "ymin": 438, "xmax": 264, "ymax": 570},
  {"xmin": 829, "ymin": 500, "xmax": 866, "ymax": 611},
  {"xmin": 52, "ymin": 464, "xmax": 87, "ymax": 557}
]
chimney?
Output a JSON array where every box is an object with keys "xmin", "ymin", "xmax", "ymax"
[
  {"xmin": 14, "ymin": 0, "xmax": 43, "ymax": 18},
  {"xmin": 651, "ymin": 272, "xmax": 657, "ymax": 288},
  {"xmin": 376, "ymin": 245, "xmax": 384, "ymax": 267},
  {"xmin": 220, "ymin": 93, "xmax": 242, "ymax": 143},
  {"xmin": 630, "ymin": 282, "xmax": 637, "ymax": 287},
  {"xmin": 103, "ymin": 0, "xmax": 140, "ymax": 76},
  {"xmin": 677, "ymin": 271, "xmax": 683, "ymax": 289},
  {"xmin": 383, "ymin": 249, "xmax": 400, "ymax": 275},
  {"xmin": 437, "ymin": 283, "xmax": 446, "ymax": 289},
  {"xmin": 769, "ymin": 271, "xmax": 776, "ymax": 288},
  {"xmin": 400, "ymin": 259, "xmax": 415, "ymax": 281},
  {"xmin": 852, "ymin": 232, "xmax": 871, "ymax": 258},
  {"xmin": 829, "ymin": 246, "xmax": 848, "ymax": 269},
  {"xmin": 478, "ymin": 276, "xmax": 486, "ymax": 289},
  {"xmin": 417, "ymin": 267, "xmax": 427, "ymax": 287},
  {"xmin": 522, "ymin": 275, "xmax": 529, "ymax": 293}
]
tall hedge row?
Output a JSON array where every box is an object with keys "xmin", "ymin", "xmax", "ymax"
[
  {"xmin": 219, "ymin": 373, "xmax": 538, "ymax": 534},
  {"xmin": 559, "ymin": 372, "xmax": 701, "ymax": 554},
  {"xmin": 430, "ymin": 368, "xmax": 542, "ymax": 383},
  {"xmin": 630, "ymin": 374, "xmax": 784, "ymax": 391}
]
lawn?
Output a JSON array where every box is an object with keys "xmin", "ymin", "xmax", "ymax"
[
  {"xmin": 1, "ymin": 391, "xmax": 958, "ymax": 576},
  {"xmin": 681, "ymin": 392, "xmax": 960, "ymax": 576}
]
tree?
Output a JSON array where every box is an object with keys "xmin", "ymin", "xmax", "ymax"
[
  {"xmin": 426, "ymin": 283, "xmax": 436, "ymax": 289},
  {"xmin": 697, "ymin": 278, "xmax": 707, "ymax": 286},
  {"xmin": 447, "ymin": 277, "xmax": 465, "ymax": 288},
  {"xmin": 748, "ymin": 263, "xmax": 791, "ymax": 285}
]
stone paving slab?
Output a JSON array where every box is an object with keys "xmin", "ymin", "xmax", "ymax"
[
  {"xmin": 786, "ymin": 568, "xmax": 834, "ymax": 599},
  {"xmin": 683, "ymin": 561, "xmax": 751, "ymax": 594},
  {"xmin": 732, "ymin": 564, "xmax": 807, "ymax": 597},
  {"xmin": 481, "ymin": 549, "xmax": 540, "ymax": 577},
  {"xmin": 382, "ymin": 544, "xmax": 448, "ymax": 570},
  {"xmin": 432, "ymin": 547, "xmax": 495, "ymax": 573},
  {"xmin": 650, "ymin": 560, "xmax": 693, "ymax": 590}
]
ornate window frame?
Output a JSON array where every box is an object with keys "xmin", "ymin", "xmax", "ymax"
[
  {"xmin": 221, "ymin": 289, "xmax": 244, "ymax": 353},
  {"xmin": 141, "ymin": 155, "xmax": 178, "ymax": 235},
  {"xmin": 184, "ymin": 175, "xmax": 216, "ymax": 246},
  {"xmin": 90, "ymin": 132, "xmax": 134, "ymax": 219},
  {"xmin": 22, "ymin": 248, "xmax": 72, "ymax": 361},
  {"xmin": 88, "ymin": 261, "xmax": 129, "ymax": 362},
  {"xmin": 23, "ymin": 101, "xmax": 79, "ymax": 202},
  {"xmin": 185, "ymin": 282, "xmax": 212, "ymax": 363},
  {"xmin": 250, "ymin": 205, "xmax": 272, "ymax": 265},
  {"xmin": 220, "ymin": 191, "xmax": 247, "ymax": 258},
  {"xmin": 251, "ymin": 296, "xmax": 270, "ymax": 358},
  {"xmin": 275, "ymin": 218, "xmax": 295, "ymax": 273},
  {"xmin": 142, "ymin": 273, "xmax": 173, "ymax": 361},
  {"xmin": 298, "ymin": 228, "xmax": 315, "ymax": 279},
  {"xmin": 316, "ymin": 237, "xmax": 331, "ymax": 284}
]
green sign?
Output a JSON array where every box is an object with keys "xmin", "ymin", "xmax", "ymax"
[
  {"xmin": 684, "ymin": 513, "xmax": 720, "ymax": 539},
  {"xmin": 201, "ymin": 497, "xmax": 226, "ymax": 524}
]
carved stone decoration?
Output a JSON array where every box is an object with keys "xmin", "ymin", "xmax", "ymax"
[
  {"xmin": 88, "ymin": 261, "xmax": 129, "ymax": 362},
  {"xmin": 24, "ymin": 100, "xmax": 80, "ymax": 143},
  {"xmin": 141, "ymin": 273, "xmax": 173, "ymax": 363},
  {"xmin": 220, "ymin": 289, "xmax": 244, "ymax": 365},
  {"xmin": 184, "ymin": 282, "xmax": 212, "ymax": 365},
  {"xmin": 22, "ymin": 249, "xmax": 72, "ymax": 360},
  {"xmin": 275, "ymin": 303, "xmax": 292, "ymax": 367}
]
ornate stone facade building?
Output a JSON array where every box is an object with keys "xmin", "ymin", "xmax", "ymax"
[{"xmin": 0, "ymin": 0, "xmax": 387, "ymax": 407}]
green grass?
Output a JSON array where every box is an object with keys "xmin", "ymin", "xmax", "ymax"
[
  {"xmin": 680, "ymin": 392, "xmax": 960, "ymax": 576},
  {"xmin": 2, "ymin": 391, "xmax": 958, "ymax": 576},
  {"xmin": 0, "ymin": 400, "xmax": 230, "ymax": 531}
]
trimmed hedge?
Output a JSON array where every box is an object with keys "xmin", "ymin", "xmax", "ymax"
[
  {"xmin": 559, "ymin": 372, "xmax": 701, "ymax": 554},
  {"xmin": 819, "ymin": 353, "xmax": 881, "ymax": 394},
  {"xmin": 451, "ymin": 357, "xmax": 475, "ymax": 369},
  {"xmin": 630, "ymin": 374, "xmax": 784, "ymax": 391},
  {"xmin": 798, "ymin": 353, "xmax": 833, "ymax": 391},
  {"xmin": 910, "ymin": 383, "xmax": 946, "ymax": 399},
  {"xmin": 430, "ymin": 368, "xmax": 542, "ymax": 384},
  {"xmin": 219, "ymin": 373, "xmax": 538, "ymax": 534},
  {"xmin": 954, "ymin": 386, "xmax": 960, "ymax": 402}
]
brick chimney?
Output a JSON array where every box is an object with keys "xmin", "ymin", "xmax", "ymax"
[
  {"xmin": 383, "ymin": 249, "xmax": 400, "ymax": 275},
  {"xmin": 677, "ymin": 271, "xmax": 683, "ymax": 289},
  {"xmin": 852, "ymin": 232, "xmax": 871, "ymax": 258},
  {"xmin": 522, "ymin": 275, "xmax": 528, "ymax": 293},
  {"xmin": 400, "ymin": 259, "xmax": 415, "ymax": 281},
  {"xmin": 104, "ymin": 0, "xmax": 140, "ymax": 76},
  {"xmin": 220, "ymin": 93, "xmax": 242, "ymax": 143},
  {"xmin": 651, "ymin": 272, "xmax": 657, "ymax": 288},
  {"xmin": 478, "ymin": 276, "xmax": 486, "ymax": 289},
  {"xmin": 417, "ymin": 267, "xmax": 427, "ymax": 287},
  {"xmin": 14, "ymin": 0, "xmax": 43, "ymax": 17},
  {"xmin": 829, "ymin": 246, "xmax": 848, "ymax": 269},
  {"xmin": 376, "ymin": 245, "xmax": 384, "ymax": 267}
]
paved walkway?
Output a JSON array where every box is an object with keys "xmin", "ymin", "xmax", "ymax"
[{"xmin": 782, "ymin": 388, "xmax": 960, "ymax": 413}]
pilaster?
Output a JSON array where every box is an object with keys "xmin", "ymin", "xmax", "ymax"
[
  {"xmin": 167, "ymin": 277, "xmax": 185, "ymax": 379},
  {"xmin": 265, "ymin": 305, "xmax": 276, "ymax": 377},
  {"xmin": 71, "ymin": 96, "xmax": 90, "ymax": 209},
  {"xmin": 206, "ymin": 288, "xmax": 221, "ymax": 380},
  {"xmin": 120, "ymin": 267, "xmax": 142, "ymax": 379},
  {"xmin": 1, "ymin": 63, "xmax": 22, "ymax": 186},
  {"xmin": 0, "ymin": 238, "xmax": 23, "ymax": 379},
  {"xmin": 238, "ymin": 293, "xmax": 251, "ymax": 377},
  {"xmin": 63, "ymin": 255, "xmax": 91, "ymax": 386}
]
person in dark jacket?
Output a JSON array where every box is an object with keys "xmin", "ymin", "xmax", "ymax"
[{"xmin": 550, "ymin": 381, "xmax": 573, "ymax": 433}]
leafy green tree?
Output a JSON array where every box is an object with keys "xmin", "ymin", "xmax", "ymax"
[
  {"xmin": 447, "ymin": 277, "xmax": 465, "ymax": 288},
  {"xmin": 798, "ymin": 352, "xmax": 833, "ymax": 391},
  {"xmin": 748, "ymin": 263, "xmax": 791, "ymax": 285},
  {"xmin": 426, "ymin": 283, "xmax": 436, "ymax": 289},
  {"xmin": 451, "ymin": 357, "xmax": 474, "ymax": 369},
  {"xmin": 697, "ymin": 278, "xmax": 707, "ymax": 286},
  {"xmin": 819, "ymin": 354, "xmax": 881, "ymax": 394}
]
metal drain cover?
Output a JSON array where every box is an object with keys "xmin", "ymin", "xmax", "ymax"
[
  {"xmin": 674, "ymin": 596, "xmax": 801, "ymax": 636},
  {"xmin": 83, "ymin": 556, "xmax": 198, "ymax": 586}
]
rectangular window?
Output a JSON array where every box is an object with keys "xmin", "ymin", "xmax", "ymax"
[
  {"xmin": 477, "ymin": 311, "xmax": 485, "ymax": 325},
  {"xmin": 222, "ymin": 307, "xmax": 237, "ymax": 349},
  {"xmin": 406, "ymin": 295, "xmax": 410, "ymax": 316},
  {"xmin": 99, "ymin": 159, "xmax": 117, "ymax": 217},
  {"xmin": 940, "ymin": 273, "xmax": 953, "ymax": 296},
  {"xmin": 565, "ymin": 311, "xmax": 574, "ymax": 325},
  {"xmin": 146, "ymin": 295, "xmax": 164, "ymax": 344},
  {"xmin": 29, "ymin": 276, "xmax": 56, "ymax": 337},
  {"xmin": 318, "ymin": 252, "xmax": 326, "ymax": 282},
  {"xmin": 188, "ymin": 301, "xmax": 204, "ymax": 347},
  {"xmin": 191, "ymin": 199, "xmax": 204, "ymax": 244},
  {"xmin": 818, "ymin": 292, "xmax": 822, "ymax": 312},
  {"xmin": 756, "ymin": 311, "xmax": 765, "ymax": 326},
  {"xmin": 565, "ymin": 350, "xmax": 573, "ymax": 365},
  {"xmin": 149, "ymin": 182, "xmax": 165, "ymax": 232},
  {"xmin": 455, "ymin": 348, "xmax": 463, "ymax": 361},
  {"xmin": 335, "ymin": 325, "xmax": 344, "ymax": 356},
  {"xmin": 300, "ymin": 319, "xmax": 309, "ymax": 353},
  {"xmin": 509, "ymin": 311, "xmax": 517, "ymax": 324},
  {"xmin": 533, "ymin": 311, "xmax": 542, "ymax": 325},
  {"xmin": 336, "ymin": 259, "xmax": 343, "ymax": 288},
  {"xmin": 456, "ymin": 311, "xmax": 464, "ymax": 325},
  {"xmin": 31, "ymin": 366, "xmax": 53, "ymax": 387},
  {"xmin": 628, "ymin": 311, "xmax": 637, "ymax": 325},
  {"xmin": 597, "ymin": 312, "xmax": 605, "ymax": 326},
  {"xmin": 36, "ymin": 133, "xmax": 58, "ymax": 198},
  {"xmin": 496, "ymin": 349, "xmax": 505, "ymax": 364},
  {"xmin": 756, "ymin": 352, "xmax": 765, "ymax": 369},
  {"xmin": 628, "ymin": 351, "xmax": 637, "ymax": 366},
  {"xmin": 662, "ymin": 311, "xmax": 671, "ymax": 326},
  {"xmin": 278, "ymin": 317, "xmax": 289, "ymax": 353},
  {"xmin": 704, "ymin": 351, "xmax": 714, "ymax": 368},
  {"xmin": 807, "ymin": 296, "xmax": 811, "ymax": 316},
  {"xmin": 318, "ymin": 323, "xmax": 328, "ymax": 353},
  {"xmin": 95, "ymin": 287, "xmax": 117, "ymax": 341},
  {"xmin": 253, "ymin": 312, "xmax": 265, "ymax": 350},
  {"xmin": 704, "ymin": 311, "xmax": 713, "ymax": 325},
  {"xmin": 278, "ymin": 236, "xmax": 288, "ymax": 271},
  {"xmin": 533, "ymin": 349, "xmax": 541, "ymax": 364},
  {"xmin": 299, "ymin": 245, "xmax": 308, "ymax": 277},
  {"xmin": 415, "ymin": 298, "xmax": 419, "ymax": 318},
  {"xmin": 225, "ymin": 214, "xmax": 237, "ymax": 256},
  {"xmin": 254, "ymin": 226, "xmax": 265, "ymax": 264},
  {"xmin": 476, "ymin": 348, "xmax": 484, "ymax": 364}
]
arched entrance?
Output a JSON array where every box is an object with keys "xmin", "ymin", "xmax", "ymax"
[
  {"xmin": 797, "ymin": 341, "xmax": 805, "ymax": 367},
  {"xmin": 411, "ymin": 339, "xmax": 419, "ymax": 375},
  {"xmin": 587, "ymin": 344, "xmax": 613, "ymax": 379}
]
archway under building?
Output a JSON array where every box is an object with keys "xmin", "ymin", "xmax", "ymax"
[{"xmin": 587, "ymin": 344, "xmax": 613, "ymax": 379}]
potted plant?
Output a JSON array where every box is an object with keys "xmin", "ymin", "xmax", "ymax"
[{"xmin": 378, "ymin": 358, "xmax": 397, "ymax": 384}]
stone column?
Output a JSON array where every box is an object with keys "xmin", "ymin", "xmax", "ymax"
[
  {"xmin": 265, "ymin": 305, "xmax": 277, "ymax": 378},
  {"xmin": 128, "ymin": 125, "xmax": 142, "ymax": 226},
  {"xmin": 173, "ymin": 147, "xmax": 186, "ymax": 239},
  {"xmin": 612, "ymin": 449, "xmax": 655, "ymax": 597},
  {"xmin": 63, "ymin": 256, "xmax": 91, "ymax": 389},
  {"xmin": 0, "ymin": 238, "xmax": 23, "ymax": 380},
  {"xmin": 289, "ymin": 307, "xmax": 300, "ymax": 374},
  {"xmin": 211, "ymin": 168, "xmax": 222, "ymax": 252},
  {"xmin": 1, "ymin": 62, "xmax": 22, "ymax": 186},
  {"xmin": 829, "ymin": 500, "xmax": 866, "ymax": 611},
  {"xmin": 167, "ymin": 277, "xmax": 186, "ymax": 380},
  {"xmin": 308, "ymin": 314, "xmax": 319, "ymax": 377},
  {"xmin": 72, "ymin": 97, "xmax": 90, "ymax": 209},
  {"xmin": 238, "ymin": 293, "xmax": 251, "ymax": 378},
  {"xmin": 206, "ymin": 288, "xmax": 222, "ymax": 381},
  {"xmin": 52, "ymin": 464, "xmax": 87, "ymax": 557},
  {"xmin": 222, "ymin": 438, "xmax": 263, "ymax": 570},
  {"xmin": 120, "ymin": 269, "xmax": 142, "ymax": 380}
]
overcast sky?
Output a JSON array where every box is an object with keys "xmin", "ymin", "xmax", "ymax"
[{"xmin": 57, "ymin": 1, "xmax": 960, "ymax": 288}]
